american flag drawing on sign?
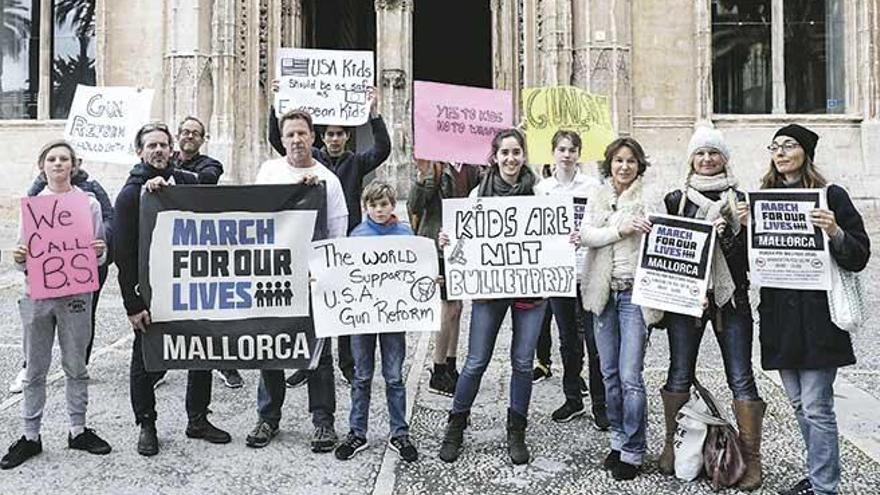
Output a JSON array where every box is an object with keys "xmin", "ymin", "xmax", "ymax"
[{"xmin": 281, "ymin": 58, "xmax": 310, "ymax": 77}]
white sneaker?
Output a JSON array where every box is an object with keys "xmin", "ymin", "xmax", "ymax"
[{"xmin": 9, "ymin": 368, "xmax": 26, "ymax": 394}]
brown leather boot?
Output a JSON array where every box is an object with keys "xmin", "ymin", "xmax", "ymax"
[
  {"xmin": 658, "ymin": 388, "xmax": 690, "ymax": 475},
  {"xmin": 733, "ymin": 399, "xmax": 766, "ymax": 491}
]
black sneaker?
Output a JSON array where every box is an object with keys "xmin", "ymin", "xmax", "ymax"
[
  {"xmin": 245, "ymin": 420, "xmax": 278, "ymax": 448},
  {"xmin": 612, "ymin": 460, "xmax": 640, "ymax": 480},
  {"xmin": 579, "ymin": 376, "xmax": 589, "ymax": 397},
  {"xmin": 311, "ymin": 425, "xmax": 338, "ymax": 453},
  {"xmin": 334, "ymin": 432, "xmax": 367, "ymax": 460},
  {"xmin": 0, "ymin": 436, "xmax": 42, "ymax": 469},
  {"xmin": 532, "ymin": 362, "xmax": 552, "ymax": 383},
  {"xmin": 551, "ymin": 400, "xmax": 586, "ymax": 423},
  {"xmin": 602, "ymin": 449, "xmax": 620, "ymax": 470},
  {"xmin": 68, "ymin": 428, "xmax": 112, "ymax": 455},
  {"xmin": 428, "ymin": 368, "xmax": 455, "ymax": 397},
  {"xmin": 186, "ymin": 415, "xmax": 232, "ymax": 444},
  {"xmin": 285, "ymin": 370, "xmax": 309, "ymax": 389},
  {"xmin": 389, "ymin": 435, "xmax": 419, "ymax": 462},
  {"xmin": 592, "ymin": 406, "xmax": 610, "ymax": 431},
  {"xmin": 218, "ymin": 369, "xmax": 244, "ymax": 389},
  {"xmin": 779, "ymin": 478, "xmax": 814, "ymax": 495}
]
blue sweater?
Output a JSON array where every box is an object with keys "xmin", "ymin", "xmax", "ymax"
[{"xmin": 350, "ymin": 215, "xmax": 413, "ymax": 237}]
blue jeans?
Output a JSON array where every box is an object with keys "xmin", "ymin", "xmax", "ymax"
[
  {"xmin": 349, "ymin": 332, "xmax": 408, "ymax": 438},
  {"xmin": 452, "ymin": 299, "xmax": 547, "ymax": 417},
  {"xmin": 779, "ymin": 368, "xmax": 840, "ymax": 495},
  {"xmin": 257, "ymin": 338, "xmax": 335, "ymax": 429},
  {"xmin": 664, "ymin": 303, "xmax": 760, "ymax": 400},
  {"xmin": 594, "ymin": 290, "xmax": 647, "ymax": 465}
]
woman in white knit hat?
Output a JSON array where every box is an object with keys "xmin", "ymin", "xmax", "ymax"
[{"xmin": 656, "ymin": 127, "xmax": 765, "ymax": 490}]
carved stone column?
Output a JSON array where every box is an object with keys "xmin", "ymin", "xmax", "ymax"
[
  {"xmin": 165, "ymin": 0, "xmax": 215, "ymax": 133},
  {"xmin": 570, "ymin": 0, "xmax": 633, "ymax": 134},
  {"xmin": 538, "ymin": 0, "xmax": 573, "ymax": 86},
  {"xmin": 375, "ymin": 0, "xmax": 413, "ymax": 196},
  {"xmin": 207, "ymin": 0, "xmax": 238, "ymax": 182},
  {"xmin": 491, "ymin": 0, "xmax": 522, "ymax": 114}
]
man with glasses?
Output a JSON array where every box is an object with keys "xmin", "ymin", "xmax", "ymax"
[
  {"xmin": 114, "ymin": 122, "xmax": 232, "ymax": 457},
  {"xmin": 171, "ymin": 116, "xmax": 244, "ymax": 390}
]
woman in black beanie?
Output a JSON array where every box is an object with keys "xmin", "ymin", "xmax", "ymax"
[{"xmin": 756, "ymin": 124, "xmax": 870, "ymax": 495}]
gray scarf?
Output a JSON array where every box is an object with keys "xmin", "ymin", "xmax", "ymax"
[{"xmin": 679, "ymin": 172, "xmax": 739, "ymax": 309}]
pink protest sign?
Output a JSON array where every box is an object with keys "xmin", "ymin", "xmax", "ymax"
[
  {"xmin": 22, "ymin": 192, "xmax": 99, "ymax": 300},
  {"xmin": 413, "ymin": 81, "xmax": 513, "ymax": 165}
]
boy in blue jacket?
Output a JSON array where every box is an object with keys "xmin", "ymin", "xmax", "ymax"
[{"xmin": 334, "ymin": 181, "xmax": 418, "ymax": 462}]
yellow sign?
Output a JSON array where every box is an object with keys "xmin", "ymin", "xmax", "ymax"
[{"xmin": 521, "ymin": 86, "xmax": 615, "ymax": 165}]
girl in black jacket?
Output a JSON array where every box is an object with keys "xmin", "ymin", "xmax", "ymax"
[{"xmin": 758, "ymin": 124, "xmax": 870, "ymax": 495}]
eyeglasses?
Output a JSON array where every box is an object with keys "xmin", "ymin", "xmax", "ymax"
[
  {"xmin": 179, "ymin": 129, "xmax": 203, "ymax": 138},
  {"xmin": 767, "ymin": 142, "xmax": 801, "ymax": 154},
  {"xmin": 140, "ymin": 122, "xmax": 169, "ymax": 133}
]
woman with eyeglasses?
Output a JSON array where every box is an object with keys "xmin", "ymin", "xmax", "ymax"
[
  {"xmin": 755, "ymin": 124, "xmax": 870, "ymax": 495},
  {"xmin": 656, "ymin": 127, "xmax": 764, "ymax": 489}
]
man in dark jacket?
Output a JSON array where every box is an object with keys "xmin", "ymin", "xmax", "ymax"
[
  {"xmin": 270, "ymin": 89, "xmax": 391, "ymax": 387},
  {"xmin": 172, "ymin": 116, "xmax": 244, "ymax": 390},
  {"xmin": 114, "ymin": 122, "xmax": 231, "ymax": 457},
  {"xmin": 173, "ymin": 116, "xmax": 224, "ymax": 185}
]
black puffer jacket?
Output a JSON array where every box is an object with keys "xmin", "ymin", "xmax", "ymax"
[
  {"xmin": 758, "ymin": 184, "xmax": 870, "ymax": 370},
  {"xmin": 114, "ymin": 163, "xmax": 198, "ymax": 315},
  {"xmin": 172, "ymin": 152, "xmax": 224, "ymax": 185},
  {"xmin": 664, "ymin": 188, "xmax": 750, "ymax": 310}
]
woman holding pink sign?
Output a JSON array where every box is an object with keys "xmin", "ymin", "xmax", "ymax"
[{"xmin": 1, "ymin": 140, "xmax": 111, "ymax": 470}]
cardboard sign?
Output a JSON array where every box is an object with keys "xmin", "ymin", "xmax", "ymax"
[
  {"xmin": 413, "ymin": 81, "xmax": 513, "ymax": 164},
  {"xmin": 441, "ymin": 195, "xmax": 576, "ymax": 299},
  {"xmin": 64, "ymin": 85, "xmax": 154, "ymax": 164},
  {"xmin": 309, "ymin": 236, "xmax": 440, "ymax": 337},
  {"xmin": 747, "ymin": 189, "xmax": 830, "ymax": 290},
  {"xmin": 632, "ymin": 214, "xmax": 715, "ymax": 317},
  {"xmin": 274, "ymin": 48, "xmax": 374, "ymax": 126},
  {"xmin": 522, "ymin": 86, "xmax": 614, "ymax": 164},
  {"xmin": 22, "ymin": 192, "xmax": 99, "ymax": 300},
  {"xmin": 139, "ymin": 184, "xmax": 329, "ymax": 371}
]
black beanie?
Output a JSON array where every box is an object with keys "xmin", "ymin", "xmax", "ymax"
[{"xmin": 774, "ymin": 124, "xmax": 819, "ymax": 161}]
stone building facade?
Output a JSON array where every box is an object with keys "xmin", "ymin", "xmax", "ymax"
[{"xmin": 1, "ymin": 0, "xmax": 878, "ymax": 222}]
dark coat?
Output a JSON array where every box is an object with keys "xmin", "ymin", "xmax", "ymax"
[
  {"xmin": 269, "ymin": 109, "xmax": 391, "ymax": 233},
  {"xmin": 664, "ymin": 188, "xmax": 750, "ymax": 310},
  {"xmin": 758, "ymin": 184, "xmax": 870, "ymax": 370},
  {"xmin": 114, "ymin": 163, "xmax": 198, "ymax": 315},
  {"xmin": 29, "ymin": 168, "xmax": 115, "ymax": 263},
  {"xmin": 172, "ymin": 152, "xmax": 224, "ymax": 185}
]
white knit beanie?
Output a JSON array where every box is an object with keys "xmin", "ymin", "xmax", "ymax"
[{"xmin": 687, "ymin": 126, "xmax": 731, "ymax": 161}]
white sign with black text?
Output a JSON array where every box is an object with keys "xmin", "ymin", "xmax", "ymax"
[
  {"xmin": 441, "ymin": 195, "xmax": 576, "ymax": 300},
  {"xmin": 308, "ymin": 236, "xmax": 440, "ymax": 338}
]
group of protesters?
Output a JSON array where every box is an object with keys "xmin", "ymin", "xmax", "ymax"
[{"xmin": 1, "ymin": 85, "xmax": 870, "ymax": 495}]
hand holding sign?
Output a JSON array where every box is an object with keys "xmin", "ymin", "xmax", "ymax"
[{"xmin": 810, "ymin": 208, "xmax": 839, "ymax": 237}]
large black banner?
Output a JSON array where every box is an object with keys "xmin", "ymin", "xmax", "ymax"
[{"xmin": 139, "ymin": 184, "xmax": 327, "ymax": 371}]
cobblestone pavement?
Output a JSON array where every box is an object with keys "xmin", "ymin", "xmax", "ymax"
[{"xmin": 0, "ymin": 207, "xmax": 879, "ymax": 494}]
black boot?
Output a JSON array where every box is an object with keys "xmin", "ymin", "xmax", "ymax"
[
  {"xmin": 438, "ymin": 411, "xmax": 469, "ymax": 463},
  {"xmin": 506, "ymin": 408, "xmax": 530, "ymax": 465},
  {"xmin": 186, "ymin": 413, "xmax": 231, "ymax": 444},
  {"xmin": 137, "ymin": 421, "xmax": 159, "ymax": 456}
]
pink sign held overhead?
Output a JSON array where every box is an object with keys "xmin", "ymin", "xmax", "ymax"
[
  {"xmin": 413, "ymin": 81, "xmax": 513, "ymax": 165},
  {"xmin": 22, "ymin": 192, "xmax": 99, "ymax": 300}
]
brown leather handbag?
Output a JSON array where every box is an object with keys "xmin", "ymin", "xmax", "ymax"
[{"xmin": 695, "ymin": 380, "xmax": 747, "ymax": 491}]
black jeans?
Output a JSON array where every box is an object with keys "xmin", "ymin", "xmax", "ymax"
[
  {"xmin": 537, "ymin": 293, "xmax": 605, "ymax": 410},
  {"xmin": 338, "ymin": 335, "xmax": 354, "ymax": 373},
  {"xmin": 536, "ymin": 305, "xmax": 554, "ymax": 365},
  {"xmin": 258, "ymin": 338, "xmax": 335, "ymax": 429},
  {"xmin": 86, "ymin": 264, "xmax": 109, "ymax": 364},
  {"xmin": 129, "ymin": 331, "xmax": 212, "ymax": 424}
]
